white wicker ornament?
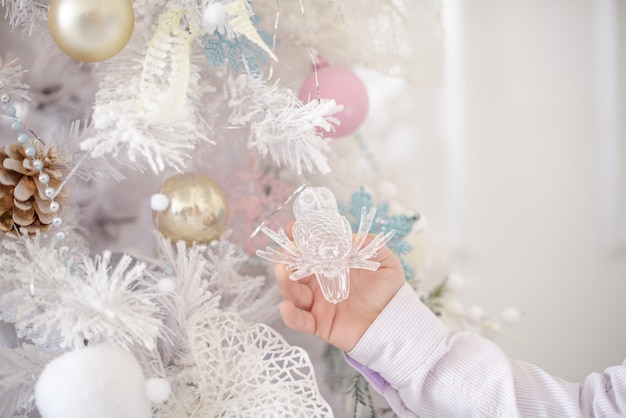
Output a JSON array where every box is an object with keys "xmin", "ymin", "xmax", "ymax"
[
  {"xmin": 257, "ymin": 187, "xmax": 394, "ymax": 303},
  {"xmin": 183, "ymin": 312, "xmax": 333, "ymax": 417}
]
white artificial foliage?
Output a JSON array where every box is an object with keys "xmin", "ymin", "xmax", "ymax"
[
  {"xmin": 56, "ymin": 120, "xmax": 127, "ymax": 183},
  {"xmin": 204, "ymin": 240, "xmax": 271, "ymax": 316},
  {"xmin": 228, "ymin": 74, "xmax": 342, "ymax": 175},
  {"xmin": 0, "ymin": 345, "xmax": 59, "ymax": 418},
  {"xmin": 82, "ymin": 8, "xmax": 216, "ymax": 174},
  {"xmin": 0, "ymin": 235, "xmax": 162, "ymax": 350},
  {"xmin": 160, "ymin": 311, "xmax": 333, "ymax": 417},
  {"xmin": 149, "ymin": 236, "xmax": 277, "ymax": 365},
  {"xmin": 150, "ymin": 237, "xmax": 221, "ymax": 367},
  {"xmin": 252, "ymin": 0, "xmax": 443, "ymax": 85},
  {"xmin": 0, "ymin": 0, "xmax": 47, "ymax": 31},
  {"xmin": 0, "ymin": 56, "xmax": 29, "ymax": 103}
]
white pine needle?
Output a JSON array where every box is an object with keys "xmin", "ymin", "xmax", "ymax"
[
  {"xmin": 228, "ymin": 74, "xmax": 342, "ymax": 175},
  {"xmin": 0, "ymin": 235, "xmax": 162, "ymax": 351},
  {"xmin": 0, "ymin": 345, "xmax": 59, "ymax": 418},
  {"xmin": 0, "ymin": 57, "xmax": 29, "ymax": 103},
  {"xmin": 81, "ymin": 9, "xmax": 215, "ymax": 174}
]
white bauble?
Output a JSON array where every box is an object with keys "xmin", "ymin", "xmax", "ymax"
[
  {"xmin": 35, "ymin": 345, "xmax": 151, "ymax": 418},
  {"xmin": 501, "ymin": 306, "xmax": 522, "ymax": 325}
]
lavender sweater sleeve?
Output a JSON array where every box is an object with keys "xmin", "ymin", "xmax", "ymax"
[{"xmin": 346, "ymin": 282, "xmax": 626, "ymax": 417}]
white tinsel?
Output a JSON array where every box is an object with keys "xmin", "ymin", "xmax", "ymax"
[
  {"xmin": 0, "ymin": 235, "xmax": 162, "ymax": 350},
  {"xmin": 228, "ymin": 74, "xmax": 342, "ymax": 175},
  {"xmin": 0, "ymin": 56, "xmax": 29, "ymax": 103},
  {"xmin": 0, "ymin": 345, "xmax": 59, "ymax": 418},
  {"xmin": 81, "ymin": 8, "xmax": 216, "ymax": 174}
]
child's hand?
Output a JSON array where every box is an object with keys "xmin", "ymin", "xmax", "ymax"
[{"xmin": 274, "ymin": 223, "xmax": 406, "ymax": 352}]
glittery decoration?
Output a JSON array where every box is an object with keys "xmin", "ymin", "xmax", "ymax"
[
  {"xmin": 257, "ymin": 187, "xmax": 394, "ymax": 303},
  {"xmin": 224, "ymin": 0, "xmax": 277, "ymax": 61},
  {"xmin": 217, "ymin": 165, "xmax": 294, "ymax": 255}
]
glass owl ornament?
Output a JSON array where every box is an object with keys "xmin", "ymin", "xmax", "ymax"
[{"xmin": 256, "ymin": 187, "xmax": 394, "ymax": 303}]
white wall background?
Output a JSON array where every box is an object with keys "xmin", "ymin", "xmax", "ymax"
[
  {"xmin": 455, "ymin": 0, "xmax": 626, "ymax": 382},
  {"xmin": 354, "ymin": 0, "xmax": 626, "ymax": 383}
]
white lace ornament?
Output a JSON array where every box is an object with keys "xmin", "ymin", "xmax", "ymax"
[{"xmin": 257, "ymin": 187, "xmax": 394, "ymax": 303}]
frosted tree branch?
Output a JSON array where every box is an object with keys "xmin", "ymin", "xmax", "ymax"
[
  {"xmin": 0, "ymin": 56, "xmax": 29, "ymax": 103},
  {"xmin": 1, "ymin": 0, "xmax": 48, "ymax": 31},
  {"xmin": 228, "ymin": 74, "xmax": 342, "ymax": 175},
  {"xmin": 0, "ymin": 234, "xmax": 163, "ymax": 351},
  {"xmin": 81, "ymin": 8, "xmax": 216, "ymax": 174},
  {"xmin": 0, "ymin": 345, "xmax": 59, "ymax": 418}
]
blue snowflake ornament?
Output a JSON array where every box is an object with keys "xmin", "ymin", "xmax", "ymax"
[
  {"xmin": 340, "ymin": 187, "xmax": 420, "ymax": 280},
  {"xmin": 204, "ymin": 16, "xmax": 272, "ymax": 75}
]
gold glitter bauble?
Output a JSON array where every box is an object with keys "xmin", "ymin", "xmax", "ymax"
[
  {"xmin": 154, "ymin": 173, "xmax": 229, "ymax": 245},
  {"xmin": 48, "ymin": 0, "xmax": 135, "ymax": 62}
]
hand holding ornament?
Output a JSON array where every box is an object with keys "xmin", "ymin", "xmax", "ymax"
[
  {"xmin": 256, "ymin": 186, "xmax": 404, "ymax": 352},
  {"xmin": 272, "ymin": 222, "xmax": 406, "ymax": 352}
]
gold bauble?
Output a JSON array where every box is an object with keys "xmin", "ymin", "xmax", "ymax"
[
  {"xmin": 48, "ymin": 0, "xmax": 135, "ymax": 62},
  {"xmin": 154, "ymin": 173, "xmax": 229, "ymax": 245}
]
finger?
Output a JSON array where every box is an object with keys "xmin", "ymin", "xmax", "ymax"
[
  {"xmin": 279, "ymin": 300, "xmax": 316, "ymax": 335},
  {"xmin": 275, "ymin": 264, "xmax": 314, "ymax": 310},
  {"xmin": 285, "ymin": 220, "xmax": 295, "ymax": 239}
]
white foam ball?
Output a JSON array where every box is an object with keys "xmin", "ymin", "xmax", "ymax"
[
  {"xmin": 412, "ymin": 214, "xmax": 429, "ymax": 233},
  {"xmin": 466, "ymin": 305, "xmax": 484, "ymax": 325},
  {"xmin": 203, "ymin": 3, "xmax": 227, "ymax": 27},
  {"xmin": 501, "ymin": 307, "xmax": 521, "ymax": 325},
  {"xmin": 145, "ymin": 377, "xmax": 172, "ymax": 403},
  {"xmin": 446, "ymin": 274, "xmax": 465, "ymax": 293},
  {"xmin": 157, "ymin": 278, "xmax": 176, "ymax": 293},
  {"xmin": 151, "ymin": 193, "xmax": 169, "ymax": 211},
  {"xmin": 35, "ymin": 345, "xmax": 151, "ymax": 418}
]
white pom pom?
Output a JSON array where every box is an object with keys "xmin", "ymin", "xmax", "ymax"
[
  {"xmin": 446, "ymin": 274, "xmax": 465, "ymax": 293},
  {"xmin": 203, "ymin": 3, "xmax": 227, "ymax": 27},
  {"xmin": 501, "ymin": 307, "xmax": 521, "ymax": 325},
  {"xmin": 412, "ymin": 214, "xmax": 429, "ymax": 233},
  {"xmin": 151, "ymin": 193, "xmax": 169, "ymax": 211},
  {"xmin": 145, "ymin": 377, "xmax": 171, "ymax": 403},
  {"xmin": 466, "ymin": 305, "xmax": 484, "ymax": 325},
  {"xmin": 35, "ymin": 345, "xmax": 150, "ymax": 418},
  {"xmin": 157, "ymin": 278, "xmax": 176, "ymax": 293}
]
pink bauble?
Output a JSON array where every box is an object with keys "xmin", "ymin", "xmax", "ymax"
[{"xmin": 298, "ymin": 66, "xmax": 368, "ymax": 138}]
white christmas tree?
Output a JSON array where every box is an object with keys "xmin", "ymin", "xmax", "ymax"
[{"xmin": 0, "ymin": 1, "xmax": 520, "ymax": 417}]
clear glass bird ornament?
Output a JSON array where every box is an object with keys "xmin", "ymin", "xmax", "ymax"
[{"xmin": 256, "ymin": 187, "xmax": 395, "ymax": 303}]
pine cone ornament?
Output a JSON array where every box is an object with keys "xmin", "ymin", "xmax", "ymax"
[{"xmin": 0, "ymin": 142, "xmax": 68, "ymax": 234}]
